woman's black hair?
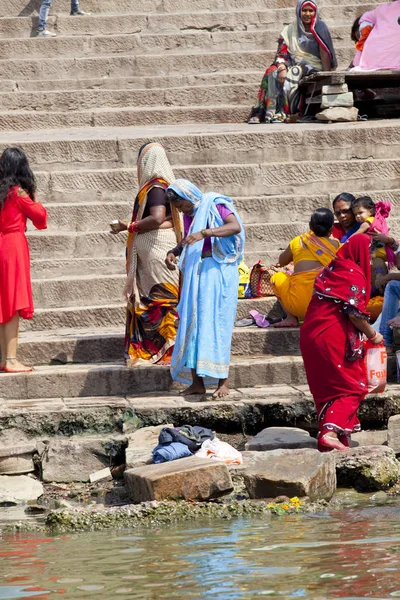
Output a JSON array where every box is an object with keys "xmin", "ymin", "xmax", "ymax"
[
  {"xmin": 0, "ymin": 147, "xmax": 36, "ymax": 209},
  {"xmin": 351, "ymin": 16, "xmax": 361, "ymax": 42},
  {"xmin": 165, "ymin": 189, "xmax": 181, "ymax": 203},
  {"xmin": 309, "ymin": 207, "xmax": 334, "ymax": 237},
  {"xmin": 332, "ymin": 192, "xmax": 356, "ymax": 209},
  {"xmin": 352, "ymin": 195, "xmax": 376, "ymax": 215}
]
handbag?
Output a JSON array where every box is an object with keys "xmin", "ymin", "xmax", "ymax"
[{"xmin": 249, "ymin": 261, "xmax": 286, "ymax": 297}]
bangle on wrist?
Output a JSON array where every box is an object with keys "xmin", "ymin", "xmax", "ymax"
[
  {"xmin": 128, "ymin": 221, "xmax": 139, "ymax": 233},
  {"xmin": 201, "ymin": 229, "xmax": 208, "ymax": 238},
  {"xmin": 369, "ymin": 330, "xmax": 378, "ymax": 341}
]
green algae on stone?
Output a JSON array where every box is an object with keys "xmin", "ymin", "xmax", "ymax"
[{"xmin": 335, "ymin": 446, "xmax": 400, "ymax": 492}]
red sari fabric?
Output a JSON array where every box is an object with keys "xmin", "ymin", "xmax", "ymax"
[
  {"xmin": 0, "ymin": 186, "xmax": 47, "ymax": 324},
  {"xmin": 300, "ymin": 235, "xmax": 372, "ymax": 448}
]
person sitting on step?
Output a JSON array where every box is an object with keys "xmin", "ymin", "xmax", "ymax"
[{"xmin": 36, "ymin": 0, "xmax": 90, "ymax": 37}]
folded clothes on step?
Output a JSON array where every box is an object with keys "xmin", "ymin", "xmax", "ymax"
[{"xmin": 152, "ymin": 442, "xmax": 193, "ymax": 463}]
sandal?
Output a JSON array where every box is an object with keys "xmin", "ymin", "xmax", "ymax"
[
  {"xmin": 248, "ymin": 116, "xmax": 261, "ymax": 124},
  {"xmin": 249, "ymin": 310, "xmax": 270, "ymax": 328}
]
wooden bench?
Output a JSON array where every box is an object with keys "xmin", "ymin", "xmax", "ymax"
[{"xmin": 299, "ymin": 70, "xmax": 400, "ymax": 119}]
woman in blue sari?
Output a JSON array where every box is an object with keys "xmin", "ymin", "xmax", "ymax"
[{"xmin": 165, "ymin": 179, "xmax": 244, "ymax": 398}]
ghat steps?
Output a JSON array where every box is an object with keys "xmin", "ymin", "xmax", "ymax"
[{"xmin": 0, "ymin": 0, "xmax": 397, "ymax": 420}]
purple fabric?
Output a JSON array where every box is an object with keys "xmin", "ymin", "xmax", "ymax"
[{"xmin": 183, "ymin": 204, "xmax": 233, "ymax": 253}]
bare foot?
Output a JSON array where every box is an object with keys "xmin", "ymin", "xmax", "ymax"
[
  {"xmin": 181, "ymin": 382, "xmax": 206, "ymax": 396},
  {"xmin": 5, "ymin": 359, "xmax": 33, "ymax": 373},
  {"xmin": 212, "ymin": 382, "xmax": 230, "ymax": 399},
  {"xmin": 157, "ymin": 359, "xmax": 171, "ymax": 366},
  {"xmin": 272, "ymin": 317, "xmax": 298, "ymax": 328},
  {"xmin": 319, "ymin": 433, "xmax": 348, "ymax": 452}
]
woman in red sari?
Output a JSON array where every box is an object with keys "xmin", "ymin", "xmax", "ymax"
[
  {"xmin": 0, "ymin": 147, "xmax": 47, "ymax": 373},
  {"xmin": 300, "ymin": 235, "xmax": 383, "ymax": 451}
]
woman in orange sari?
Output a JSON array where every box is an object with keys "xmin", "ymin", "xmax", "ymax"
[
  {"xmin": 112, "ymin": 143, "xmax": 182, "ymax": 365},
  {"xmin": 271, "ymin": 208, "xmax": 339, "ymax": 327}
]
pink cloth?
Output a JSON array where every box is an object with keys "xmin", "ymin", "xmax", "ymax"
[
  {"xmin": 183, "ymin": 204, "xmax": 233, "ymax": 253},
  {"xmin": 352, "ymin": 1, "xmax": 400, "ymax": 71}
]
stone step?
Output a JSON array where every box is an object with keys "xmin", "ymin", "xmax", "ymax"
[
  {"xmin": 0, "ymin": 84, "xmax": 257, "ymax": 112},
  {"xmin": 31, "ymin": 274, "xmax": 125, "ymax": 310},
  {"xmin": 0, "ymin": 0, "xmax": 382, "ymax": 17},
  {"xmin": 0, "ymin": 48, "xmax": 353, "ymax": 82},
  {"xmin": 15, "ymin": 325, "xmax": 300, "ymax": 365},
  {"xmin": 44, "ymin": 202, "xmax": 130, "ymax": 232},
  {"xmin": 26, "ymin": 158, "xmax": 400, "ymax": 203},
  {"xmin": 0, "ymin": 355, "xmax": 305, "ymax": 400},
  {"xmin": 0, "ymin": 13, "xmax": 355, "ymax": 39},
  {"xmin": 2, "ymin": 121, "xmax": 399, "ymax": 173},
  {"xmin": 19, "ymin": 297, "xmax": 277, "ymax": 332},
  {"xmin": 0, "ymin": 71, "xmax": 261, "ymax": 92},
  {"xmin": 30, "ymin": 256, "xmax": 126, "ymax": 279}
]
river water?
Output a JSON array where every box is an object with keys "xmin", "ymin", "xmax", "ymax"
[{"xmin": 1, "ymin": 497, "xmax": 400, "ymax": 599}]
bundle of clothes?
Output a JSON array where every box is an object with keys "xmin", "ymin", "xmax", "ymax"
[{"xmin": 152, "ymin": 425, "xmax": 243, "ymax": 465}]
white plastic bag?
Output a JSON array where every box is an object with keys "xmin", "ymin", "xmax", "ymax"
[
  {"xmin": 365, "ymin": 342, "xmax": 387, "ymax": 394},
  {"xmin": 195, "ymin": 438, "xmax": 243, "ymax": 465}
]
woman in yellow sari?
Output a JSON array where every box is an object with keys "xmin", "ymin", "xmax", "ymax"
[
  {"xmin": 271, "ymin": 208, "xmax": 339, "ymax": 327},
  {"xmin": 112, "ymin": 142, "xmax": 182, "ymax": 365}
]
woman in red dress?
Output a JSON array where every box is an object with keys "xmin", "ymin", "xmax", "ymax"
[
  {"xmin": 0, "ymin": 147, "xmax": 47, "ymax": 373},
  {"xmin": 300, "ymin": 235, "xmax": 383, "ymax": 451}
]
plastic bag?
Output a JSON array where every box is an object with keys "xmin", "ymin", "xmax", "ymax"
[
  {"xmin": 195, "ymin": 438, "xmax": 243, "ymax": 465},
  {"xmin": 238, "ymin": 259, "xmax": 251, "ymax": 299},
  {"xmin": 364, "ymin": 340, "xmax": 387, "ymax": 394}
]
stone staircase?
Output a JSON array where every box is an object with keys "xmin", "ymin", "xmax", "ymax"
[{"xmin": 0, "ymin": 0, "xmax": 399, "ymax": 430}]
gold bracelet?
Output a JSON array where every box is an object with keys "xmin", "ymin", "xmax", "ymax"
[{"xmin": 201, "ymin": 229, "xmax": 208, "ymax": 238}]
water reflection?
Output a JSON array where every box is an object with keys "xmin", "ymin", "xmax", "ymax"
[{"xmin": 1, "ymin": 502, "xmax": 400, "ymax": 598}]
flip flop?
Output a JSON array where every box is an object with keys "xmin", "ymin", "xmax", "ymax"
[
  {"xmin": 249, "ymin": 310, "xmax": 270, "ymax": 328},
  {"xmin": 235, "ymin": 317, "xmax": 255, "ymax": 327}
]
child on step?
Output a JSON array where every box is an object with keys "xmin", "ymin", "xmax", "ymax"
[{"xmin": 351, "ymin": 196, "xmax": 396, "ymax": 269}]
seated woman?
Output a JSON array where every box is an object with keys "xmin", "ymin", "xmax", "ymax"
[
  {"xmin": 271, "ymin": 208, "xmax": 340, "ymax": 327},
  {"xmin": 331, "ymin": 192, "xmax": 360, "ymax": 242},
  {"xmin": 350, "ymin": 0, "xmax": 400, "ymax": 71},
  {"xmin": 165, "ymin": 179, "xmax": 244, "ymax": 399},
  {"xmin": 248, "ymin": 0, "xmax": 336, "ymax": 124}
]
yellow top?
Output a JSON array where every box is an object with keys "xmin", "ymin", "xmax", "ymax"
[
  {"xmin": 365, "ymin": 216, "xmax": 374, "ymax": 225},
  {"xmin": 289, "ymin": 234, "xmax": 338, "ymax": 266}
]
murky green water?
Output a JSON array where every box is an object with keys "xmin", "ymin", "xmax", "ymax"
[{"xmin": 2, "ymin": 499, "xmax": 400, "ymax": 599}]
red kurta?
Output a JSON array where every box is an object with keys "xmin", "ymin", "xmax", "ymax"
[{"xmin": 0, "ymin": 186, "xmax": 47, "ymax": 324}]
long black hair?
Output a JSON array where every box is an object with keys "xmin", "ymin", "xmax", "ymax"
[
  {"xmin": 0, "ymin": 147, "xmax": 36, "ymax": 209},
  {"xmin": 332, "ymin": 192, "xmax": 356, "ymax": 210}
]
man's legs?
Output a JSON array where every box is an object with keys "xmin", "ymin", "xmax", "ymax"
[
  {"xmin": 379, "ymin": 280, "xmax": 400, "ymax": 351},
  {"xmin": 38, "ymin": 0, "xmax": 54, "ymax": 31}
]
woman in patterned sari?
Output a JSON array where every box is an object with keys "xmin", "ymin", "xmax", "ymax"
[
  {"xmin": 248, "ymin": 0, "xmax": 336, "ymax": 124},
  {"xmin": 271, "ymin": 208, "xmax": 340, "ymax": 327},
  {"xmin": 112, "ymin": 142, "xmax": 182, "ymax": 365},
  {"xmin": 165, "ymin": 179, "xmax": 244, "ymax": 398}
]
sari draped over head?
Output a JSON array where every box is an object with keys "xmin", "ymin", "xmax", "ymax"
[
  {"xmin": 300, "ymin": 235, "xmax": 372, "ymax": 448},
  {"xmin": 167, "ymin": 179, "xmax": 245, "ymax": 385},
  {"xmin": 124, "ymin": 142, "xmax": 182, "ymax": 365}
]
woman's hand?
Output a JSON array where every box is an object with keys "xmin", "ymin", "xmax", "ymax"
[
  {"xmin": 165, "ymin": 252, "xmax": 178, "ymax": 270},
  {"xmin": 110, "ymin": 219, "xmax": 128, "ymax": 234},
  {"xmin": 182, "ymin": 232, "xmax": 204, "ymax": 246},
  {"xmin": 389, "ymin": 316, "xmax": 400, "ymax": 329},
  {"xmin": 277, "ymin": 67, "xmax": 287, "ymax": 86},
  {"xmin": 370, "ymin": 331, "xmax": 384, "ymax": 344}
]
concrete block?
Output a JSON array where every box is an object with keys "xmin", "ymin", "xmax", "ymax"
[
  {"xmin": 245, "ymin": 427, "xmax": 317, "ymax": 451},
  {"xmin": 321, "ymin": 83, "xmax": 349, "ymax": 95},
  {"xmin": 316, "ymin": 106, "xmax": 359, "ymax": 122},
  {"xmin": 321, "ymin": 92, "xmax": 354, "ymax": 109},
  {"xmin": 0, "ymin": 475, "xmax": 43, "ymax": 504},
  {"xmin": 388, "ymin": 415, "xmax": 400, "ymax": 453},
  {"xmin": 126, "ymin": 424, "xmax": 174, "ymax": 469},
  {"xmin": 242, "ymin": 449, "xmax": 336, "ymax": 500},
  {"xmin": 124, "ymin": 456, "xmax": 233, "ymax": 502}
]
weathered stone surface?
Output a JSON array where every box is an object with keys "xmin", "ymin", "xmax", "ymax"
[
  {"xmin": 242, "ymin": 449, "xmax": 336, "ymax": 500},
  {"xmin": 0, "ymin": 475, "xmax": 43, "ymax": 504},
  {"xmin": 388, "ymin": 415, "xmax": 400, "ymax": 453},
  {"xmin": 0, "ymin": 443, "xmax": 37, "ymax": 475},
  {"xmin": 245, "ymin": 427, "xmax": 317, "ymax": 451},
  {"xmin": 351, "ymin": 429, "xmax": 388, "ymax": 447},
  {"xmin": 124, "ymin": 457, "xmax": 233, "ymax": 502},
  {"xmin": 126, "ymin": 424, "xmax": 174, "ymax": 469},
  {"xmin": 321, "ymin": 92, "xmax": 354, "ymax": 109},
  {"xmin": 41, "ymin": 437, "xmax": 115, "ymax": 483},
  {"xmin": 321, "ymin": 83, "xmax": 349, "ymax": 95},
  {"xmin": 335, "ymin": 446, "xmax": 400, "ymax": 491},
  {"xmin": 316, "ymin": 106, "xmax": 359, "ymax": 122}
]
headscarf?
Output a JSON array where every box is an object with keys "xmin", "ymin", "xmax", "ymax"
[
  {"xmin": 314, "ymin": 234, "xmax": 371, "ymax": 315},
  {"xmin": 137, "ymin": 142, "xmax": 175, "ymax": 192},
  {"xmin": 294, "ymin": 0, "xmax": 337, "ymax": 68}
]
